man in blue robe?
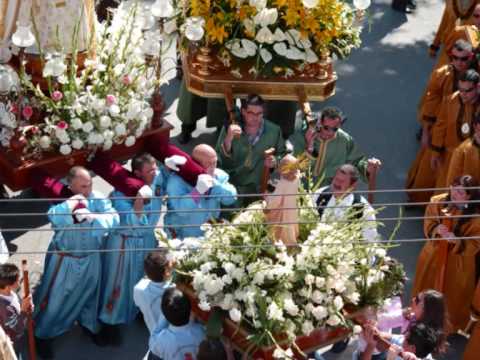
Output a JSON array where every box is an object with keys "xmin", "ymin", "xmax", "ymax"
[
  {"xmin": 98, "ymin": 153, "xmax": 168, "ymax": 343},
  {"xmin": 165, "ymin": 144, "xmax": 237, "ymax": 238},
  {"xmin": 33, "ymin": 166, "xmax": 119, "ymax": 359}
]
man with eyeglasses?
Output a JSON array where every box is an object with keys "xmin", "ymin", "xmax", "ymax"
[
  {"xmin": 290, "ymin": 106, "xmax": 381, "ymax": 188},
  {"xmin": 216, "ymin": 94, "xmax": 286, "ymax": 206},
  {"xmin": 431, "ymin": 69, "xmax": 478, "ymax": 193},
  {"xmin": 408, "ymin": 40, "xmax": 475, "ymax": 202}
]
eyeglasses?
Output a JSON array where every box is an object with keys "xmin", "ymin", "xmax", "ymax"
[
  {"xmin": 451, "ymin": 54, "xmax": 471, "ymax": 62},
  {"xmin": 459, "ymin": 86, "xmax": 475, "ymax": 93},
  {"xmin": 319, "ymin": 125, "xmax": 340, "ymax": 133}
]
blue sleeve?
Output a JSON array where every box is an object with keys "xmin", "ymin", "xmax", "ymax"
[
  {"xmin": 166, "ymin": 176, "xmax": 198, "ymax": 219},
  {"xmin": 210, "ymin": 177, "xmax": 237, "ymax": 206},
  {"xmin": 149, "ymin": 327, "xmax": 168, "ymax": 358},
  {"xmin": 47, "ymin": 201, "xmax": 74, "ymax": 228},
  {"xmin": 90, "ymin": 197, "xmax": 119, "ymax": 238},
  {"xmin": 112, "ymin": 192, "xmax": 148, "ymax": 227}
]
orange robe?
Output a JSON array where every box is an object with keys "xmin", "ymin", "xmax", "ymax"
[
  {"xmin": 463, "ymin": 281, "xmax": 480, "ymax": 360},
  {"xmin": 432, "ymin": 0, "xmax": 477, "ymax": 54},
  {"xmin": 430, "ymin": 91, "xmax": 477, "ymax": 190},
  {"xmin": 412, "ymin": 193, "xmax": 480, "ymax": 331},
  {"xmin": 408, "ymin": 88, "xmax": 473, "ymax": 203},
  {"xmin": 446, "ymin": 137, "xmax": 480, "ymax": 186}
]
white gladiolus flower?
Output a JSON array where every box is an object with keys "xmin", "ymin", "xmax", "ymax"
[
  {"xmin": 302, "ymin": 0, "xmax": 319, "ymax": 8},
  {"xmin": 43, "ymin": 57, "xmax": 67, "ymax": 78},
  {"xmin": 311, "ymin": 305, "xmax": 328, "ymax": 320},
  {"xmin": 260, "ymin": 48, "xmax": 273, "ymax": 63},
  {"xmin": 333, "ymin": 296, "xmax": 344, "ymax": 310},
  {"xmin": 39, "ymin": 136, "xmax": 51, "ymax": 149},
  {"xmin": 82, "ymin": 122, "xmax": 94, "ymax": 133},
  {"xmin": 113, "ymin": 63, "xmax": 126, "ymax": 76},
  {"xmin": 204, "ymin": 276, "xmax": 224, "ymax": 295},
  {"xmin": 114, "ymin": 123, "xmax": 127, "ymax": 136},
  {"xmin": 255, "ymin": 27, "xmax": 274, "ymax": 44},
  {"xmin": 59, "ymin": 144, "xmax": 72, "ymax": 155},
  {"xmin": 229, "ymin": 308, "xmax": 242, "ymax": 323},
  {"xmin": 302, "ymin": 321, "xmax": 314, "ymax": 336},
  {"xmin": 125, "ymin": 136, "xmax": 136, "ymax": 147},
  {"xmin": 375, "ymin": 248, "xmax": 387, "ymax": 258},
  {"xmin": 253, "ymin": 8, "xmax": 278, "ymax": 27},
  {"xmin": 283, "ymin": 298, "xmax": 299, "ymax": 316},
  {"xmin": 72, "ymin": 138, "xmax": 84, "ymax": 150},
  {"xmin": 99, "ymin": 116, "xmax": 112, "ymax": 128}
]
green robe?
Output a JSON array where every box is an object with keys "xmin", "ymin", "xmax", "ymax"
[
  {"xmin": 216, "ymin": 119, "xmax": 286, "ymax": 205},
  {"xmin": 289, "ymin": 122, "xmax": 368, "ymax": 187}
]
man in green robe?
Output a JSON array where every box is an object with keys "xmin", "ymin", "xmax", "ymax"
[
  {"xmin": 216, "ymin": 94, "xmax": 286, "ymax": 206},
  {"xmin": 177, "ymin": 81, "xmax": 297, "ymax": 143},
  {"xmin": 289, "ymin": 107, "xmax": 381, "ymax": 188}
]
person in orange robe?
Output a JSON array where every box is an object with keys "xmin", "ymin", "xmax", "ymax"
[
  {"xmin": 432, "ymin": 3, "xmax": 480, "ymax": 71},
  {"xmin": 430, "ymin": 69, "xmax": 480, "ymax": 191},
  {"xmin": 446, "ymin": 114, "xmax": 480, "ymax": 185},
  {"xmin": 407, "ymin": 68, "xmax": 479, "ymax": 203},
  {"xmin": 462, "ymin": 280, "xmax": 480, "ymax": 360},
  {"xmin": 429, "ymin": 0, "xmax": 478, "ymax": 62},
  {"xmin": 412, "ymin": 175, "xmax": 480, "ymax": 332}
]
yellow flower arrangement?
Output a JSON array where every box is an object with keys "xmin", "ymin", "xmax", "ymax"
[{"xmin": 177, "ymin": 0, "xmax": 364, "ymax": 74}]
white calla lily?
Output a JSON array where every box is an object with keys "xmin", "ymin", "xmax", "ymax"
[
  {"xmin": 241, "ymin": 39, "xmax": 257, "ymax": 56},
  {"xmin": 273, "ymin": 42, "xmax": 288, "ymax": 56},
  {"xmin": 302, "ymin": 0, "xmax": 319, "ymax": 8},
  {"xmin": 259, "ymin": 48, "xmax": 273, "ymax": 63},
  {"xmin": 255, "ymin": 27, "xmax": 274, "ymax": 44},
  {"xmin": 253, "ymin": 8, "xmax": 278, "ymax": 27}
]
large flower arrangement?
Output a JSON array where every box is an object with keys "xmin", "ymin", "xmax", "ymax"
[
  {"xmin": 168, "ymin": 192, "xmax": 405, "ymax": 358},
  {"xmin": 174, "ymin": 0, "xmax": 365, "ymax": 75},
  {"xmin": 11, "ymin": 1, "xmax": 161, "ymax": 157}
]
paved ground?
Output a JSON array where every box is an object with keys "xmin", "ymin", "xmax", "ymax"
[{"xmin": 0, "ymin": 0, "xmax": 470, "ymax": 358}]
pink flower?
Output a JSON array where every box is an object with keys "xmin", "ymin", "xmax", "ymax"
[
  {"xmin": 122, "ymin": 75, "xmax": 131, "ymax": 85},
  {"xmin": 22, "ymin": 106, "xmax": 33, "ymax": 120},
  {"xmin": 10, "ymin": 104, "xmax": 18, "ymax": 114},
  {"xmin": 57, "ymin": 121, "xmax": 68, "ymax": 130},
  {"xmin": 30, "ymin": 126, "xmax": 39, "ymax": 134},
  {"xmin": 106, "ymin": 94, "xmax": 117, "ymax": 106},
  {"xmin": 52, "ymin": 91, "xmax": 63, "ymax": 102}
]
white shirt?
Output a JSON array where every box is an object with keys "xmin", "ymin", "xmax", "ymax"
[
  {"xmin": 149, "ymin": 322, "xmax": 205, "ymax": 360},
  {"xmin": 0, "ymin": 231, "xmax": 8, "ymax": 264},
  {"xmin": 312, "ymin": 187, "xmax": 378, "ymax": 242},
  {"xmin": 133, "ymin": 278, "xmax": 174, "ymax": 334}
]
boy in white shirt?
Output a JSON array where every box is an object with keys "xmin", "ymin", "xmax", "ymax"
[
  {"xmin": 133, "ymin": 250, "xmax": 175, "ymax": 334},
  {"xmin": 148, "ymin": 288, "xmax": 205, "ymax": 360}
]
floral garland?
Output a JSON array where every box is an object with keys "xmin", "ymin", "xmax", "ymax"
[{"xmin": 13, "ymin": 1, "xmax": 160, "ymax": 157}]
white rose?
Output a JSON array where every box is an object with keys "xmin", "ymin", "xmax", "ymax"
[
  {"xmin": 327, "ymin": 315, "xmax": 341, "ymax": 326},
  {"xmin": 311, "ymin": 305, "xmax": 328, "ymax": 320},
  {"xmin": 305, "ymin": 274, "xmax": 315, "ymax": 285},
  {"xmin": 108, "ymin": 104, "xmax": 120, "ymax": 116},
  {"xmin": 283, "ymin": 298, "xmax": 299, "ymax": 316},
  {"xmin": 82, "ymin": 121, "xmax": 94, "ymax": 133},
  {"xmin": 311, "ymin": 290, "xmax": 325, "ymax": 304},
  {"xmin": 103, "ymin": 139, "xmax": 113, "ymax": 151},
  {"xmin": 302, "ymin": 321, "xmax": 314, "ymax": 336},
  {"xmin": 71, "ymin": 118, "xmax": 83, "ymax": 130},
  {"xmin": 72, "ymin": 138, "xmax": 84, "ymax": 150},
  {"xmin": 99, "ymin": 116, "xmax": 112, "ymax": 129},
  {"xmin": 59, "ymin": 144, "xmax": 72, "ymax": 155},
  {"xmin": 204, "ymin": 277, "xmax": 224, "ymax": 295},
  {"xmin": 229, "ymin": 308, "xmax": 242, "ymax": 323},
  {"xmin": 114, "ymin": 123, "xmax": 127, "ymax": 136},
  {"xmin": 198, "ymin": 300, "xmax": 211, "ymax": 312},
  {"xmin": 87, "ymin": 133, "xmax": 97, "ymax": 145},
  {"xmin": 39, "ymin": 136, "xmax": 51, "ymax": 149},
  {"xmin": 315, "ymin": 277, "xmax": 325, "ymax": 288}
]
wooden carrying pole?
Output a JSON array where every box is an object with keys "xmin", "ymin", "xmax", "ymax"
[
  {"xmin": 22, "ymin": 260, "xmax": 36, "ymax": 360},
  {"xmin": 458, "ymin": 279, "xmax": 480, "ymax": 338},
  {"xmin": 434, "ymin": 208, "xmax": 457, "ymax": 293}
]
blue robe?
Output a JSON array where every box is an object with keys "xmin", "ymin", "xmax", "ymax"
[
  {"xmin": 99, "ymin": 172, "xmax": 166, "ymax": 325},
  {"xmin": 33, "ymin": 192, "xmax": 119, "ymax": 338},
  {"xmin": 164, "ymin": 169, "xmax": 237, "ymax": 238}
]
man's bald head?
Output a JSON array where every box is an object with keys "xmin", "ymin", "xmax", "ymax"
[
  {"xmin": 192, "ymin": 144, "xmax": 218, "ymax": 176},
  {"xmin": 67, "ymin": 166, "xmax": 92, "ymax": 197}
]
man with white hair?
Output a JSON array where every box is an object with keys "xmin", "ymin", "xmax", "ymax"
[{"xmin": 165, "ymin": 144, "xmax": 237, "ymax": 238}]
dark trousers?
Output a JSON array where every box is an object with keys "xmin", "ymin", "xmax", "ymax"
[
  {"xmin": 391, "ymin": 0, "xmax": 408, "ymax": 12},
  {"xmin": 147, "ymin": 351, "xmax": 162, "ymax": 360}
]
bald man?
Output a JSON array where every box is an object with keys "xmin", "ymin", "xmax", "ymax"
[
  {"xmin": 33, "ymin": 166, "xmax": 119, "ymax": 358},
  {"xmin": 164, "ymin": 144, "xmax": 237, "ymax": 238}
]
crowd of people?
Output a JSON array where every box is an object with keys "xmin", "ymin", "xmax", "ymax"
[{"xmin": 0, "ymin": 0, "xmax": 480, "ymax": 359}]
